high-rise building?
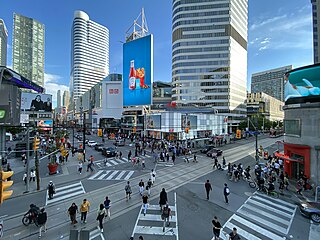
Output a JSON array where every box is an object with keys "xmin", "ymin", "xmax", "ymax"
[
  {"xmin": 57, "ymin": 90, "xmax": 61, "ymax": 108},
  {"xmin": 0, "ymin": 19, "xmax": 8, "ymax": 66},
  {"xmin": 311, "ymin": 0, "xmax": 320, "ymax": 63},
  {"xmin": 70, "ymin": 11, "xmax": 109, "ymax": 102},
  {"xmin": 63, "ymin": 90, "xmax": 70, "ymax": 108},
  {"xmin": 251, "ymin": 65, "xmax": 292, "ymax": 102},
  {"xmin": 12, "ymin": 13, "xmax": 45, "ymax": 87},
  {"xmin": 171, "ymin": 0, "xmax": 248, "ymax": 121}
]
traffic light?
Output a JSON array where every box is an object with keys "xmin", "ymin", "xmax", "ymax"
[
  {"xmin": 236, "ymin": 130, "xmax": 241, "ymax": 139},
  {"xmin": 0, "ymin": 171, "xmax": 13, "ymax": 204},
  {"xmin": 185, "ymin": 128, "xmax": 189, "ymax": 134},
  {"xmin": 98, "ymin": 129, "xmax": 103, "ymax": 137},
  {"xmin": 33, "ymin": 137, "xmax": 40, "ymax": 151},
  {"xmin": 61, "ymin": 149, "xmax": 69, "ymax": 157}
]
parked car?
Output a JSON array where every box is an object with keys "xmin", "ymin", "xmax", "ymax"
[
  {"xmin": 88, "ymin": 141, "xmax": 97, "ymax": 147},
  {"xmin": 200, "ymin": 145, "xmax": 216, "ymax": 154},
  {"xmin": 94, "ymin": 143, "xmax": 104, "ymax": 152},
  {"xmin": 114, "ymin": 139, "xmax": 125, "ymax": 146},
  {"xmin": 102, "ymin": 147, "xmax": 116, "ymax": 157},
  {"xmin": 206, "ymin": 148, "xmax": 223, "ymax": 157},
  {"xmin": 299, "ymin": 201, "xmax": 320, "ymax": 223}
]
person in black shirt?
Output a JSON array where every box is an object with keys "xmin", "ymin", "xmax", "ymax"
[
  {"xmin": 37, "ymin": 208, "xmax": 47, "ymax": 238},
  {"xmin": 68, "ymin": 203, "xmax": 79, "ymax": 225},
  {"xmin": 212, "ymin": 216, "xmax": 222, "ymax": 240},
  {"xmin": 30, "ymin": 95, "xmax": 44, "ymax": 111}
]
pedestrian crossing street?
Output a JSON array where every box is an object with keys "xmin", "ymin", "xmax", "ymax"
[
  {"xmin": 46, "ymin": 182, "xmax": 85, "ymax": 205},
  {"xmin": 95, "ymin": 158, "xmax": 129, "ymax": 169},
  {"xmin": 131, "ymin": 193, "xmax": 178, "ymax": 240},
  {"xmin": 216, "ymin": 192, "xmax": 297, "ymax": 240},
  {"xmin": 88, "ymin": 170, "xmax": 135, "ymax": 181}
]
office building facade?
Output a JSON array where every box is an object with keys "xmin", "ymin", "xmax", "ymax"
[
  {"xmin": 171, "ymin": 0, "xmax": 248, "ymax": 123},
  {"xmin": 251, "ymin": 65, "xmax": 292, "ymax": 102},
  {"xmin": 0, "ymin": 19, "xmax": 8, "ymax": 66},
  {"xmin": 70, "ymin": 11, "xmax": 109, "ymax": 102},
  {"xmin": 12, "ymin": 13, "xmax": 45, "ymax": 87},
  {"xmin": 311, "ymin": 0, "xmax": 320, "ymax": 63},
  {"xmin": 57, "ymin": 90, "xmax": 61, "ymax": 108},
  {"xmin": 63, "ymin": 90, "xmax": 70, "ymax": 108}
]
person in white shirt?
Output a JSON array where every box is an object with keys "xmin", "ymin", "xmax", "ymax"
[
  {"xmin": 30, "ymin": 169, "xmax": 36, "ymax": 182},
  {"xmin": 151, "ymin": 169, "xmax": 156, "ymax": 185}
]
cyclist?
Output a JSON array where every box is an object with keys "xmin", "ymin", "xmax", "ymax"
[
  {"xmin": 25, "ymin": 204, "xmax": 40, "ymax": 221},
  {"xmin": 244, "ymin": 166, "xmax": 251, "ymax": 179}
]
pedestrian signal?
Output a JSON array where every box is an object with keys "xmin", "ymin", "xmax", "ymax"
[
  {"xmin": 236, "ymin": 130, "xmax": 241, "ymax": 139},
  {"xmin": 185, "ymin": 128, "xmax": 189, "ymax": 134},
  {"xmin": 0, "ymin": 171, "xmax": 13, "ymax": 204},
  {"xmin": 33, "ymin": 137, "xmax": 40, "ymax": 151}
]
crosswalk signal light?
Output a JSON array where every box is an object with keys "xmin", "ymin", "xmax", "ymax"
[
  {"xmin": 185, "ymin": 128, "xmax": 189, "ymax": 134},
  {"xmin": 33, "ymin": 137, "xmax": 40, "ymax": 151},
  {"xmin": 236, "ymin": 130, "xmax": 241, "ymax": 139},
  {"xmin": 0, "ymin": 171, "xmax": 14, "ymax": 204}
]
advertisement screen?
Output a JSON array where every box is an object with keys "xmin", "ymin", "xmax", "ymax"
[
  {"xmin": 146, "ymin": 115, "xmax": 161, "ymax": 129},
  {"xmin": 123, "ymin": 35, "xmax": 153, "ymax": 106},
  {"xmin": 21, "ymin": 92, "xmax": 53, "ymax": 112},
  {"xmin": 285, "ymin": 64, "xmax": 320, "ymax": 104},
  {"xmin": 181, "ymin": 115, "xmax": 197, "ymax": 129},
  {"xmin": 37, "ymin": 120, "xmax": 53, "ymax": 130}
]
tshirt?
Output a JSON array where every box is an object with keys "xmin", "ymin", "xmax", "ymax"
[
  {"xmin": 212, "ymin": 220, "xmax": 222, "ymax": 232},
  {"xmin": 80, "ymin": 201, "xmax": 90, "ymax": 212},
  {"xmin": 142, "ymin": 195, "xmax": 148, "ymax": 204}
]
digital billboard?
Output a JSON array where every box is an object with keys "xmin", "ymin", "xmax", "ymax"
[
  {"xmin": 37, "ymin": 120, "xmax": 53, "ymax": 130},
  {"xmin": 146, "ymin": 115, "xmax": 161, "ymax": 129},
  {"xmin": 123, "ymin": 34, "xmax": 153, "ymax": 106},
  {"xmin": 21, "ymin": 92, "xmax": 52, "ymax": 112},
  {"xmin": 285, "ymin": 64, "xmax": 320, "ymax": 104}
]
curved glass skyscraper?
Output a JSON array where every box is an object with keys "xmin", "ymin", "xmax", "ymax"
[
  {"xmin": 172, "ymin": 0, "xmax": 248, "ymax": 120},
  {"xmin": 70, "ymin": 11, "xmax": 109, "ymax": 101}
]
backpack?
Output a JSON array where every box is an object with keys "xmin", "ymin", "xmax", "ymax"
[{"xmin": 225, "ymin": 187, "xmax": 230, "ymax": 195}]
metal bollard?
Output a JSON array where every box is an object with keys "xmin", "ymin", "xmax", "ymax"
[
  {"xmin": 79, "ymin": 229, "xmax": 90, "ymax": 240},
  {"xmin": 69, "ymin": 229, "xmax": 79, "ymax": 240}
]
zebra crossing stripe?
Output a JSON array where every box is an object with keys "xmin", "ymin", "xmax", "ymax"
[
  {"xmin": 247, "ymin": 199, "xmax": 293, "ymax": 218},
  {"xmin": 237, "ymin": 207, "xmax": 287, "ymax": 234},
  {"xmin": 115, "ymin": 159, "xmax": 127, "ymax": 164},
  {"xmin": 134, "ymin": 226, "xmax": 177, "ymax": 235},
  {"xmin": 139, "ymin": 214, "xmax": 177, "ymax": 222},
  {"xmin": 106, "ymin": 170, "xmax": 119, "ymax": 180},
  {"xmin": 110, "ymin": 160, "xmax": 118, "ymax": 165},
  {"xmin": 254, "ymin": 192, "xmax": 296, "ymax": 208},
  {"xmin": 252, "ymin": 195, "xmax": 295, "ymax": 213},
  {"xmin": 231, "ymin": 215, "xmax": 285, "ymax": 240},
  {"xmin": 148, "ymin": 204, "xmax": 176, "ymax": 211},
  {"xmin": 224, "ymin": 222, "xmax": 260, "ymax": 240},
  {"xmin": 46, "ymin": 182, "xmax": 85, "ymax": 205},
  {"xmin": 115, "ymin": 171, "xmax": 127, "ymax": 180},
  {"xmin": 89, "ymin": 170, "xmax": 103, "ymax": 180},
  {"xmin": 98, "ymin": 171, "xmax": 111, "ymax": 180},
  {"xmin": 124, "ymin": 171, "xmax": 134, "ymax": 180},
  {"xmin": 89, "ymin": 226, "xmax": 105, "ymax": 240}
]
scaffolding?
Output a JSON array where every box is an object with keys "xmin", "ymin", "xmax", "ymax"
[{"xmin": 125, "ymin": 8, "xmax": 149, "ymax": 42}]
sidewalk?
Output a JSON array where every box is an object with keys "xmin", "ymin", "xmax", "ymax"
[{"xmin": 9, "ymin": 153, "xmax": 88, "ymax": 198}]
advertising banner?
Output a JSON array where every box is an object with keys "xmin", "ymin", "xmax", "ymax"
[
  {"xmin": 181, "ymin": 115, "xmax": 197, "ymax": 129},
  {"xmin": 37, "ymin": 120, "xmax": 53, "ymax": 130},
  {"xmin": 21, "ymin": 92, "xmax": 52, "ymax": 112},
  {"xmin": 123, "ymin": 34, "xmax": 153, "ymax": 106},
  {"xmin": 285, "ymin": 64, "xmax": 320, "ymax": 103},
  {"xmin": 146, "ymin": 115, "xmax": 161, "ymax": 129}
]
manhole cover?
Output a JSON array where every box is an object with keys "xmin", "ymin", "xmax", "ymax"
[{"xmin": 188, "ymin": 203, "xmax": 199, "ymax": 211}]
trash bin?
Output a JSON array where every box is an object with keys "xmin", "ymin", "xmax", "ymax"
[
  {"xmin": 69, "ymin": 229, "xmax": 78, "ymax": 240},
  {"xmin": 79, "ymin": 230, "xmax": 90, "ymax": 240}
]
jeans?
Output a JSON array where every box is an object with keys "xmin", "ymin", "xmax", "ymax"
[
  {"xmin": 143, "ymin": 203, "xmax": 148, "ymax": 215},
  {"xmin": 39, "ymin": 223, "xmax": 47, "ymax": 237},
  {"xmin": 81, "ymin": 211, "xmax": 87, "ymax": 222}
]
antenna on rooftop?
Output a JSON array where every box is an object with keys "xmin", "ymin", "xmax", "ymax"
[{"xmin": 125, "ymin": 8, "xmax": 149, "ymax": 42}]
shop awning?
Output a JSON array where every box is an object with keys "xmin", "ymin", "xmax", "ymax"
[{"xmin": 275, "ymin": 152, "xmax": 303, "ymax": 163}]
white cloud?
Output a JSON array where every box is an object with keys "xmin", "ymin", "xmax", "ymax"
[
  {"xmin": 250, "ymin": 14, "xmax": 287, "ymax": 31},
  {"xmin": 43, "ymin": 72, "xmax": 68, "ymax": 108},
  {"xmin": 260, "ymin": 37, "xmax": 271, "ymax": 44}
]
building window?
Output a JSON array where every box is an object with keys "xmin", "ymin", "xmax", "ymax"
[{"xmin": 284, "ymin": 119, "xmax": 301, "ymax": 137}]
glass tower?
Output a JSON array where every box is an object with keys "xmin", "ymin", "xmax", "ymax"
[
  {"xmin": 12, "ymin": 13, "xmax": 45, "ymax": 87},
  {"xmin": 171, "ymin": 0, "xmax": 248, "ymax": 120},
  {"xmin": 70, "ymin": 11, "xmax": 109, "ymax": 101},
  {"xmin": 0, "ymin": 19, "xmax": 8, "ymax": 66}
]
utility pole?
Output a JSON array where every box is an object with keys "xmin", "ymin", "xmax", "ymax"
[
  {"xmin": 35, "ymin": 148, "xmax": 40, "ymax": 191},
  {"xmin": 83, "ymin": 113, "xmax": 86, "ymax": 161},
  {"xmin": 25, "ymin": 127, "xmax": 30, "ymax": 193}
]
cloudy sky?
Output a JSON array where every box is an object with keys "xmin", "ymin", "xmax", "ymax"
[{"xmin": 1, "ymin": 0, "xmax": 313, "ymax": 107}]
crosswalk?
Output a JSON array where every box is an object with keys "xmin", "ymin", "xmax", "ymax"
[
  {"xmin": 95, "ymin": 158, "xmax": 129, "ymax": 169},
  {"xmin": 88, "ymin": 170, "xmax": 135, "ymax": 181},
  {"xmin": 90, "ymin": 227, "xmax": 105, "ymax": 240},
  {"xmin": 131, "ymin": 192, "xmax": 178, "ymax": 240},
  {"xmin": 216, "ymin": 192, "xmax": 297, "ymax": 240},
  {"xmin": 46, "ymin": 182, "xmax": 85, "ymax": 205}
]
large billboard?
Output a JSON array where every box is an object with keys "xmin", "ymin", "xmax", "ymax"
[
  {"xmin": 123, "ymin": 34, "xmax": 153, "ymax": 106},
  {"xmin": 146, "ymin": 115, "xmax": 161, "ymax": 129},
  {"xmin": 38, "ymin": 120, "xmax": 53, "ymax": 130},
  {"xmin": 285, "ymin": 64, "xmax": 320, "ymax": 104},
  {"xmin": 21, "ymin": 92, "xmax": 52, "ymax": 112}
]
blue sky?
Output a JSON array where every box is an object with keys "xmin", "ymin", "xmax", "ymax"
[{"xmin": 0, "ymin": 0, "xmax": 313, "ymax": 107}]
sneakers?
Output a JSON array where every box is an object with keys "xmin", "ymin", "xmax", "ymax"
[{"xmin": 101, "ymin": 229, "xmax": 103, "ymax": 233}]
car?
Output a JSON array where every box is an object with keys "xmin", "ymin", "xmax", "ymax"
[
  {"xmin": 102, "ymin": 147, "xmax": 116, "ymax": 157},
  {"xmin": 114, "ymin": 139, "xmax": 125, "ymax": 146},
  {"xmin": 299, "ymin": 201, "xmax": 320, "ymax": 223},
  {"xmin": 94, "ymin": 143, "xmax": 104, "ymax": 152},
  {"xmin": 200, "ymin": 145, "xmax": 216, "ymax": 154},
  {"xmin": 88, "ymin": 140, "xmax": 97, "ymax": 147},
  {"xmin": 206, "ymin": 148, "xmax": 223, "ymax": 157}
]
